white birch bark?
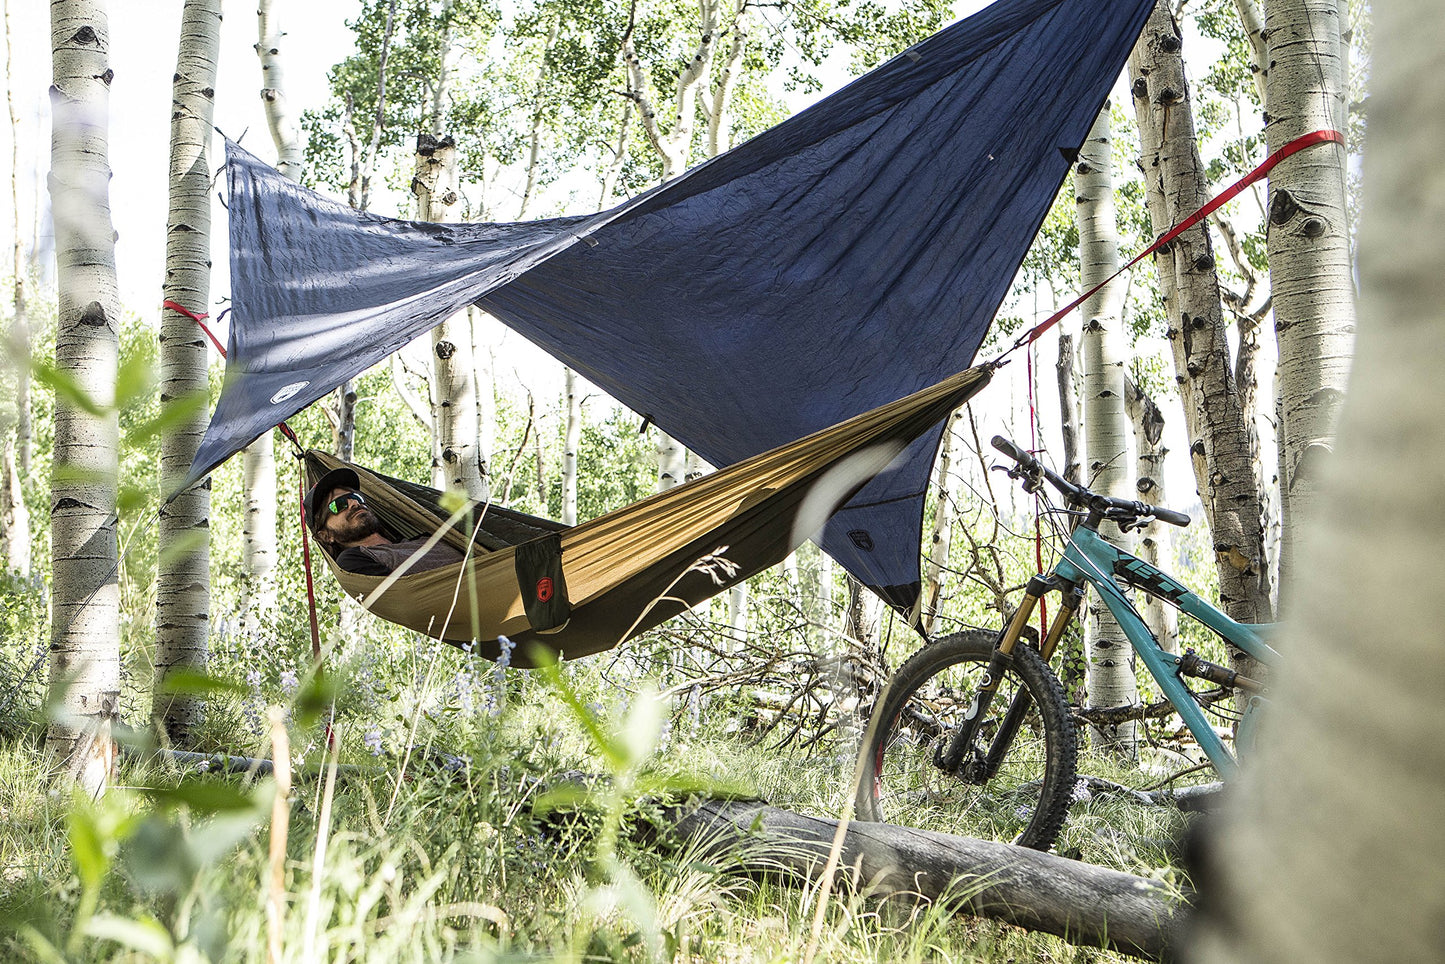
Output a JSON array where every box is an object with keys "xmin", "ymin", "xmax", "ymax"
[
  {"xmin": 47, "ymin": 0, "xmax": 121, "ymax": 795},
  {"xmin": 656, "ymin": 431, "xmax": 685, "ymax": 491},
  {"xmin": 1128, "ymin": 4, "xmax": 1273, "ymax": 632},
  {"xmin": 241, "ymin": 0, "xmax": 303, "ymax": 638},
  {"xmin": 2, "ymin": 0, "xmax": 32, "ymax": 578},
  {"xmin": 1054, "ymin": 331, "xmax": 1083, "ymax": 486},
  {"xmin": 415, "ymin": 135, "xmax": 487, "ymax": 501},
  {"xmin": 255, "ymin": 0, "xmax": 303, "ymax": 180},
  {"xmin": 155, "ymin": 0, "xmax": 220, "ymax": 744},
  {"xmin": 1194, "ymin": 3, "xmax": 1445, "ymax": 953},
  {"xmin": 921, "ymin": 410, "xmax": 959, "ymax": 636},
  {"xmin": 1074, "ymin": 106, "xmax": 1137, "ymax": 751},
  {"xmin": 562, "ymin": 367, "xmax": 580, "ymax": 525},
  {"xmin": 1124, "ymin": 376, "xmax": 1178, "ymax": 655},
  {"xmin": 1264, "ymin": 0, "xmax": 1355, "ymax": 595},
  {"xmin": 516, "ymin": 15, "xmax": 558, "ymax": 221},
  {"xmin": 1230, "ymin": 0, "xmax": 1269, "ymax": 104},
  {"xmin": 706, "ymin": 0, "xmax": 752, "ymax": 157},
  {"xmin": 623, "ymin": 0, "xmax": 750, "ymax": 495}
]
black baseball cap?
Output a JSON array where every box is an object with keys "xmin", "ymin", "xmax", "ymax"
[{"xmin": 304, "ymin": 467, "xmax": 361, "ymax": 532}]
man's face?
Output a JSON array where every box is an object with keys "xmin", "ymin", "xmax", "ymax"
[{"xmin": 318, "ymin": 487, "xmax": 380, "ymax": 548}]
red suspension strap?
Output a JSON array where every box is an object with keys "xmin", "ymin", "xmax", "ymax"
[
  {"xmin": 994, "ymin": 128, "xmax": 1345, "ymax": 363},
  {"xmin": 169, "ymin": 299, "xmax": 323, "ymax": 667}
]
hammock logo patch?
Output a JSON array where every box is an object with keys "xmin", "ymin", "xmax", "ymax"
[
  {"xmin": 535, "ymin": 577, "xmax": 555, "ymax": 603},
  {"xmin": 269, "ymin": 380, "xmax": 310, "ymax": 405},
  {"xmin": 848, "ymin": 529, "xmax": 875, "ymax": 552}
]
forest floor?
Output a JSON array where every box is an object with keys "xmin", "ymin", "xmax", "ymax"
[{"xmin": 0, "ymin": 653, "xmax": 1205, "ymax": 964}]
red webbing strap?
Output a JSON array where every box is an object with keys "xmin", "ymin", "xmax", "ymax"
[
  {"xmin": 1026, "ymin": 344, "xmax": 1048, "ymax": 637},
  {"xmin": 996, "ymin": 128, "xmax": 1345, "ymax": 361},
  {"xmin": 170, "ymin": 299, "xmax": 323, "ymax": 668},
  {"xmin": 163, "ymin": 299, "xmax": 227, "ymax": 357}
]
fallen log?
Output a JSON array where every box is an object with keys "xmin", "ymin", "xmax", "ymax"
[{"xmin": 650, "ymin": 798, "xmax": 1187, "ymax": 961}]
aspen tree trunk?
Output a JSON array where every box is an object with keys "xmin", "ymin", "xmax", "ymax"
[
  {"xmin": 562, "ymin": 367, "xmax": 580, "ymax": 525},
  {"xmin": 1074, "ymin": 105, "xmax": 1137, "ymax": 752},
  {"xmin": 1052, "ymin": 331, "xmax": 1087, "ymax": 706},
  {"xmin": 48, "ymin": 0, "xmax": 121, "ymax": 795},
  {"xmin": 516, "ymin": 15, "xmax": 558, "ymax": 221},
  {"xmin": 920, "ymin": 410, "xmax": 959, "ymax": 636},
  {"xmin": 415, "ymin": 135, "xmax": 487, "ymax": 501},
  {"xmin": 1194, "ymin": 3, "xmax": 1445, "ymax": 955},
  {"xmin": 622, "ymin": 0, "xmax": 735, "ymax": 495},
  {"xmin": 1231, "ymin": 0, "xmax": 1269, "ymax": 103},
  {"xmin": 255, "ymin": 0, "xmax": 303, "ymax": 179},
  {"xmin": 241, "ymin": 0, "xmax": 303, "ymax": 638},
  {"xmin": 1124, "ymin": 376, "xmax": 1177, "ymax": 654},
  {"xmin": 154, "ymin": 0, "xmax": 221, "ymax": 745},
  {"xmin": 1054, "ymin": 331, "xmax": 1083, "ymax": 487},
  {"xmin": 1128, "ymin": 4, "xmax": 1273, "ymax": 639},
  {"xmin": 2, "ymin": 0, "xmax": 32, "ymax": 578},
  {"xmin": 1265, "ymin": 0, "xmax": 1354, "ymax": 595}
]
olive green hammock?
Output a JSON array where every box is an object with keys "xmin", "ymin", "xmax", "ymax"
[{"xmin": 304, "ymin": 366, "xmax": 991, "ymax": 667}]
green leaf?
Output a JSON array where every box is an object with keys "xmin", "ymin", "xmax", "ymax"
[
  {"xmin": 155, "ymin": 669, "xmax": 250, "ymax": 699},
  {"xmin": 84, "ymin": 914, "xmax": 175, "ymax": 957},
  {"xmin": 30, "ymin": 358, "xmax": 109, "ymax": 417},
  {"xmin": 141, "ymin": 778, "xmax": 260, "ymax": 814},
  {"xmin": 115, "ymin": 350, "xmax": 157, "ymax": 411},
  {"xmin": 293, "ymin": 671, "xmax": 341, "ymax": 728},
  {"xmin": 67, "ymin": 806, "xmax": 109, "ymax": 891},
  {"xmin": 123, "ymin": 390, "xmax": 207, "ymax": 447},
  {"xmin": 535, "ymin": 658, "xmax": 626, "ymax": 771}
]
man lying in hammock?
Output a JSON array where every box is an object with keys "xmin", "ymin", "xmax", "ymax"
[{"xmin": 305, "ymin": 467, "xmax": 465, "ymax": 576}]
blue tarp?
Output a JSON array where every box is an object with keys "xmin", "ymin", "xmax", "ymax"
[{"xmin": 190, "ymin": 0, "xmax": 1155, "ymax": 614}]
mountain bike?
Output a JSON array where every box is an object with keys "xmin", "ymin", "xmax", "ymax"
[{"xmin": 854, "ymin": 435, "xmax": 1280, "ymax": 851}]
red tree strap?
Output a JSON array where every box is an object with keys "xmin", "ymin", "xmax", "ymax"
[
  {"xmin": 297, "ymin": 471, "xmax": 323, "ymax": 664},
  {"xmin": 998, "ymin": 128, "xmax": 1345, "ymax": 359},
  {"xmin": 1025, "ymin": 343, "xmax": 1048, "ymax": 637},
  {"xmin": 167, "ymin": 299, "xmax": 317, "ymax": 666},
  {"xmin": 162, "ymin": 299, "xmax": 228, "ymax": 358}
]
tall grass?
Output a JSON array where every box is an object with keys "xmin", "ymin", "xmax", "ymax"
[{"xmin": 0, "ymin": 631, "xmax": 1194, "ymax": 962}]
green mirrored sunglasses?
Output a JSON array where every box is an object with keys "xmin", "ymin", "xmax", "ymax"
[{"xmin": 328, "ymin": 491, "xmax": 366, "ymax": 516}]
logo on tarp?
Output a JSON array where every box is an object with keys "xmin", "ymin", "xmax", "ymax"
[
  {"xmin": 848, "ymin": 530, "xmax": 874, "ymax": 551},
  {"xmin": 535, "ymin": 577, "xmax": 554, "ymax": 602},
  {"xmin": 270, "ymin": 380, "xmax": 310, "ymax": 405}
]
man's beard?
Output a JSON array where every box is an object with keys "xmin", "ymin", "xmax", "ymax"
[{"xmin": 330, "ymin": 507, "xmax": 382, "ymax": 545}]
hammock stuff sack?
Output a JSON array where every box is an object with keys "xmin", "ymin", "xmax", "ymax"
[{"xmin": 307, "ymin": 366, "xmax": 991, "ymax": 666}]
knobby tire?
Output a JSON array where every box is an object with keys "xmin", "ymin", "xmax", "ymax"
[{"xmin": 855, "ymin": 630, "xmax": 1078, "ymax": 852}]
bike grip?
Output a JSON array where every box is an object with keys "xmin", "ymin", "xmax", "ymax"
[
  {"xmin": 991, "ymin": 435, "xmax": 1031, "ymax": 465},
  {"xmin": 1153, "ymin": 506, "xmax": 1191, "ymax": 528}
]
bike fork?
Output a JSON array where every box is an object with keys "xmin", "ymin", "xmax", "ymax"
[{"xmin": 937, "ymin": 577, "xmax": 1081, "ymax": 781}]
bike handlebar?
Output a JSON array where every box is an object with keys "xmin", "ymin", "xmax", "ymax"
[{"xmin": 990, "ymin": 435, "xmax": 1191, "ymax": 529}]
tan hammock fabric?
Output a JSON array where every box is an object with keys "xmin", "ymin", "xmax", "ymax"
[{"xmin": 305, "ymin": 366, "xmax": 991, "ymax": 666}]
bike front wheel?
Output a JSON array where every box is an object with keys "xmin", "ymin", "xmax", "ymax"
[{"xmin": 854, "ymin": 629, "xmax": 1078, "ymax": 851}]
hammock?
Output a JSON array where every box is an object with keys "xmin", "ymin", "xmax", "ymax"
[{"xmin": 307, "ymin": 366, "xmax": 991, "ymax": 665}]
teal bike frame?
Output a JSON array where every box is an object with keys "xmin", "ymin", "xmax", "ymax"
[{"xmin": 1051, "ymin": 526, "xmax": 1280, "ymax": 775}]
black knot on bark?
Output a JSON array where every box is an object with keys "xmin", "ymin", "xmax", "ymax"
[
  {"xmin": 1300, "ymin": 216, "xmax": 1327, "ymax": 239},
  {"xmin": 1157, "ymin": 86, "xmax": 1182, "ymax": 106},
  {"xmin": 100, "ymin": 69, "xmax": 114, "ymax": 86},
  {"xmin": 72, "ymin": 25, "xmax": 99, "ymax": 45},
  {"xmin": 1131, "ymin": 77, "xmax": 1149, "ymax": 100},
  {"xmin": 435, "ymin": 340, "xmax": 456, "ymax": 360},
  {"xmin": 1193, "ymin": 253, "xmax": 1215, "ymax": 272},
  {"xmin": 1160, "ymin": 33, "xmax": 1182, "ymax": 53},
  {"xmin": 79, "ymin": 301, "xmax": 109, "ymax": 327},
  {"xmin": 1268, "ymin": 189, "xmax": 1299, "ymax": 226}
]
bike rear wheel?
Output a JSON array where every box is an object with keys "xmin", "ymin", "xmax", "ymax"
[{"xmin": 854, "ymin": 629, "xmax": 1078, "ymax": 851}]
